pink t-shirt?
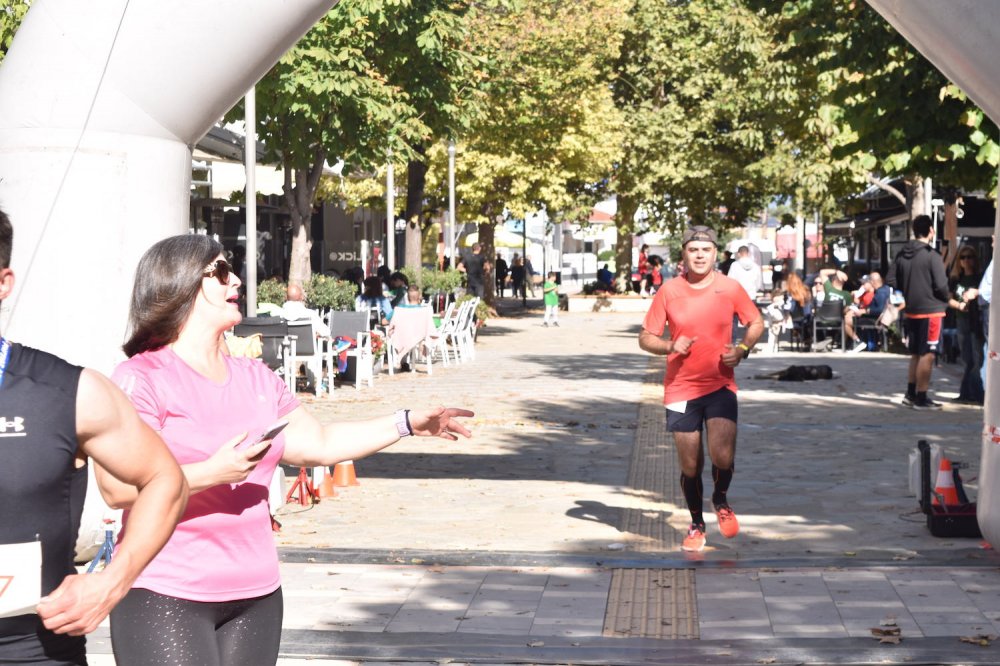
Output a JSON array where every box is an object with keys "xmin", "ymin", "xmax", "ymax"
[{"xmin": 112, "ymin": 347, "xmax": 299, "ymax": 602}]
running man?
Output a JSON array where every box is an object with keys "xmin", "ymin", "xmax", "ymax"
[{"xmin": 638, "ymin": 226, "xmax": 763, "ymax": 552}]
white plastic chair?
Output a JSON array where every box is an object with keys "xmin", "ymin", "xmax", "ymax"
[
  {"xmin": 286, "ymin": 320, "xmax": 335, "ymax": 397},
  {"xmin": 457, "ymin": 298, "xmax": 480, "ymax": 362},
  {"xmin": 451, "ymin": 299, "xmax": 478, "ymax": 363},
  {"xmin": 426, "ymin": 301, "xmax": 456, "ymax": 368},
  {"xmin": 328, "ymin": 311, "xmax": 375, "ymax": 389}
]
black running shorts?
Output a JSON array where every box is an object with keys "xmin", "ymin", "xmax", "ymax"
[{"xmin": 665, "ymin": 387, "xmax": 738, "ymax": 433}]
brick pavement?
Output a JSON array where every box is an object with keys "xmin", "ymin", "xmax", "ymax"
[{"xmin": 86, "ymin": 299, "xmax": 1000, "ymax": 664}]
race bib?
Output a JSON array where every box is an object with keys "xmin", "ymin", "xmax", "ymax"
[
  {"xmin": 666, "ymin": 400, "xmax": 688, "ymax": 413},
  {"xmin": 0, "ymin": 541, "xmax": 41, "ymax": 618}
]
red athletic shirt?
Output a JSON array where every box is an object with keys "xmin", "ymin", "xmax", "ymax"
[{"xmin": 642, "ymin": 272, "xmax": 760, "ymax": 404}]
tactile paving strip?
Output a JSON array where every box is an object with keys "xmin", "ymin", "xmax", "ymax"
[
  {"xmin": 604, "ymin": 568, "xmax": 698, "ymax": 639},
  {"xmin": 604, "ymin": 358, "xmax": 698, "ymax": 639},
  {"xmin": 620, "ymin": 360, "xmax": 681, "ymax": 551}
]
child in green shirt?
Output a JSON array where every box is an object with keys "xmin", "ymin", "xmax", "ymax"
[{"xmin": 543, "ymin": 271, "xmax": 560, "ymax": 327}]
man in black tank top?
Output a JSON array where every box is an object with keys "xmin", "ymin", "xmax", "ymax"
[{"xmin": 0, "ymin": 207, "xmax": 188, "ymax": 664}]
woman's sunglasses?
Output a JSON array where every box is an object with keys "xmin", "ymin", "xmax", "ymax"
[{"xmin": 203, "ymin": 260, "xmax": 233, "ymax": 285}]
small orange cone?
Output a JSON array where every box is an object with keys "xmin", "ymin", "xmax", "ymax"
[
  {"xmin": 319, "ymin": 468, "xmax": 337, "ymax": 498},
  {"xmin": 332, "ymin": 460, "xmax": 360, "ymax": 487},
  {"xmin": 933, "ymin": 458, "xmax": 960, "ymax": 506}
]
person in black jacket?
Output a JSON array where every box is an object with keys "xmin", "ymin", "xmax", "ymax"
[{"xmin": 889, "ymin": 215, "xmax": 950, "ymax": 409}]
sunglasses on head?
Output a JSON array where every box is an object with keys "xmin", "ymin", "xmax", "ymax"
[{"xmin": 203, "ymin": 259, "xmax": 233, "ymax": 285}]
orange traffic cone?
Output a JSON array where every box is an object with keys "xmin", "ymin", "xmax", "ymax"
[
  {"xmin": 319, "ymin": 468, "xmax": 337, "ymax": 498},
  {"xmin": 332, "ymin": 460, "xmax": 360, "ymax": 487},
  {"xmin": 933, "ymin": 458, "xmax": 960, "ymax": 506}
]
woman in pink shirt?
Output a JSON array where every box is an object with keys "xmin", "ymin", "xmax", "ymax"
[{"xmin": 96, "ymin": 235, "xmax": 472, "ymax": 666}]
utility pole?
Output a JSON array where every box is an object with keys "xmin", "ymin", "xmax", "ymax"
[
  {"xmin": 245, "ymin": 86, "xmax": 257, "ymax": 317},
  {"xmin": 385, "ymin": 152, "xmax": 395, "ymax": 271},
  {"xmin": 447, "ymin": 140, "xmax": 456, "ymax": 267}
]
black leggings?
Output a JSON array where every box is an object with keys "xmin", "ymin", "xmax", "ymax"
[{"xmin": 109, "ymin": 587, "xmax": 283, "ymax": 666}]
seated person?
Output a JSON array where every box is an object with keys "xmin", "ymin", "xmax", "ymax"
[
  {"xmin": 762, "ymin": 289, "xmax": 790, "ymax": 353},
  {"xmin": 388, "ymin": 271, "xmax": 410, "ymax": 307},
  {"xmin": 843, "ymin": 271, "xmax": 889, "ymax": 352},
  {"xmin": 398, "ymin": 285, "xmax": 425, "ymax": 307},
  {"xmin": 866, "ymin": 272, "xmax": 891, "ymax": 319},
  {"xmin": 811, "ymin": 274, "xmax": 826, "ymax": 304},
  {"xmin": 256, "ymin": 301, "xmax": 283, "ymax": 317},
  {"xmin": 281, "ymin": 283, "xmax": 330, "ymax": 337},
  {"xmin": 356, "ymin": 276, "xmax": 394, "ymax": 326},
  {"xmin": 596, "ymin": 263, "xmax": 613, "ymax": 288},
  {"xmin": 818, "ymin": 267, "xmax": 852, "ymax": 304}
]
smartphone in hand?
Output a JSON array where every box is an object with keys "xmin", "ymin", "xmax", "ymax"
[
  {"xmin": 238, "ymin": 420, "xmax": 289, "ymax": 450},
  {"xmin": 253, "ymin": 420, "xmax": 289, "ymax": 445}
]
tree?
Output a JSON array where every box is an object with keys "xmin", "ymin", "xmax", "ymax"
[
  {"xmin": 1, "ymin": 0, "xmax": 31, "ymax": 64},
  {"xmin": 244, "ymin": 0, "xmax": 489, "ymax": 285},
  {"xmin": 611, "ymin": 0, "xmax": 794, "ymax": 284},
  {"xmin": 370, "ymin": 1, "xmax": 489, "ymax": 271},
  {"xmin": 420, "ymin": 0, "xmax": 627, "ymax": 305},
  {"xmin": 769, "ymin": 0, "xmax": 1000, "ymax": 222}
]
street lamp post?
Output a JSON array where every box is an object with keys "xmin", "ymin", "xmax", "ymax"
[
  {"xmin": 386, "ymin": 152, "xmax": 395, "ymax": 271},
  {"xmin": 245, "ymin": 86, "xmax": 257, "ymax": 316},
  {"xmin": 521, "ymin": 219, "xmax": 527, "ymax": 307},
  {"xmin": 447, "ymin": 140, "xmax": 456, "ymax": 268}
]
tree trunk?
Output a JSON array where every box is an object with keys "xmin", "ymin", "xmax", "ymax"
[
  {"xmin": 478, "ymin": 221, "xmax": 496, "ymax": 308},
  {"xmin": 942, "ymin": 193, "xmax": 961, "ymax": 269},
  {"xmin": 283, "ymin": 152, "xmax": 326, "ymax": 286},
  {"xmin": 615, "ymin": 195, "xmax": 637, "ymax": 292},
  {"xmin": 404, "ymin": 148, "xmax": 428, "ymax": 272},
  {"xmin": 905, "ymin": 174, "xmax": 926, "ymax": 224}
]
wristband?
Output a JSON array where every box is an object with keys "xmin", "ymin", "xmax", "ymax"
[
  {"xmin": 394, "ymin": 409, "xmax": 413, "ymax": 438},
  {"xmin": 737, "ymin": 342, "xmax": 750, "ymax": 359}
]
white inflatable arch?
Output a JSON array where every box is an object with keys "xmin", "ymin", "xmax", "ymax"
[
  {"xmin": 868, "ymin": 0, "xmax": 1000, "ymax": 547},
  {"xmin": 0, "ymin": 0, "xmax": 334, "ymax": 372}
]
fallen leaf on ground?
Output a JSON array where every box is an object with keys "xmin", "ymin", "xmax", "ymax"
[
  {"xmin": 527, "ymin": 640, "xmax": 545, "ymax": 648},
  {"xmin": 960, "ymin": 634, "xmax": 997, "ymax": 647},
  {"xmin": 872, "ymin": 625, "xmax": 902, "ymax": 644}
]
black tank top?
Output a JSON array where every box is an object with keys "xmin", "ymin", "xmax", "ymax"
[{"xmin": 0, "ymin": 343, "xmax": 86, "ymax": 662}]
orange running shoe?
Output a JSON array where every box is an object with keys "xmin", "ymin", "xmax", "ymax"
[
  {"xmin": 681, "ymin": 523, "xmax": 706, "ymax": 552},
  {"xmin": 715, "ymin": 503, "xmax": 739, "ymax": 538}
]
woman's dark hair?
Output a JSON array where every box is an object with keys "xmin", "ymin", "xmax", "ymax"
[
  {"xmin": 389, "ymin": 271, "xmax": 409, "ymax": 287},
  {"xmin": 123, "ymin": 235, "xmax": 223, "ymax": 358},
  {"xmin": 361, "ymin": 276, "xmax": 384, "ymax": 300},
  {"xmin": 376, "ymin": 265, "xmax": 392, "ymax": 281}
]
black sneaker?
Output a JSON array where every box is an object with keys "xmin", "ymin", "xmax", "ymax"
[
  {"xmin": 911, "ymin": 398, "xmax": 943, "ymax": 410},
  {"xmin": 901, "ymin": 395, "xmax": 915, "ymax": 407}
]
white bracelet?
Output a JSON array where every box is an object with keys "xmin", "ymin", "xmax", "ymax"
[{"xmin": 394, "ymin": 409, "xmax": 413, "ymax": 438}]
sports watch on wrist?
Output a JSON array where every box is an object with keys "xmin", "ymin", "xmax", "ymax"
[
  {"xmin": 394, "ymin": 409, "xmax": 413, "ymax": 437},
  {"xmin": 737, "ymin": 342, "xmax": 750, "ymax": 359}
]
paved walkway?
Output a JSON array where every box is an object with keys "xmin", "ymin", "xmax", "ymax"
[{"xmin": 87, "ymin": 299, "xmax": 1000, "ymax": 664}]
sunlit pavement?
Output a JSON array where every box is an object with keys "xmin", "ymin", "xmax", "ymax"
[{"xmin": 87, "ymin": 301, "xmax": 1000, "ymax": 664}]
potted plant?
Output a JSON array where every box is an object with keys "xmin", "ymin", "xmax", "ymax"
[
  {"xmin": 304, "ymin": 274, "xmax": 357, "ymax": 315},
  {"xmin": 422, "ymin": 268, "xmax": 463, "ymax": 312},
  {"xmin": 257, "ymin": 278, "xmax": 286, "ymax": 306}
]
